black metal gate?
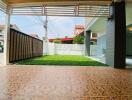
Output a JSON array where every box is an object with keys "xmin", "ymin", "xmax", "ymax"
[{"xmin": 9, "ymin": 28, "xmax": 43, "ymax": 62}]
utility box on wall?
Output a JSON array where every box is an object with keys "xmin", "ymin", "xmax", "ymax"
[{"xmin": 126, "ymin": 30, "xmax": 132, "ymax": 56}]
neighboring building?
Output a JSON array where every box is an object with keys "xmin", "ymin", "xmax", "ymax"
[
  {"xmin": 10, "ymin": 24, "xmax": 21, "ymax": 31},
  {"xmin": 0, "ymin": 25, "xmax": 5, "ymax": 46},
  {"xmin": 74, "ymin": 25, "xmax": 84, "ymax": 36},
  {"xmin": 77, "ymin": 31, "xmax": 97, "ymax": 44},
  {"xmin": 74, "ymin": 25, "xmax": 97, "ymax": 44},
  {"xmin": 30, "ymin": 33, "xmax": 39, "ymax": 39},
  {"xmin": 49, "ymin": 25, "xmax": 97, "ymax": 44},
  {"xmin": 49, "ymin": 37, "xmax": 73, "ymax": 44},
  {"xmin": 0, "ymin": 30, "xmax": 4, "ymax": 46},
  {"xmin": 0, "ymin": 24, "xmax": 20, "ymax": 46},
  {"xmin": 0, "ymin": 25, "xmax": 40, "ymax": 47},
  {"xmin": 49, "ymin": 25, "xmax": 85, "ymax": 44},
  {"xmin": 0, "ymin": 35, "xmax": 4, "ymax": 46}
]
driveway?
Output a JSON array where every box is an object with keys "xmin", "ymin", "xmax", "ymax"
[{"xmin": 0, "ymin": 66, "xmax": 131, "ymax": 99}]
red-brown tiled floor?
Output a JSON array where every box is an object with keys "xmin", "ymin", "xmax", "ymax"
[{"xmin": 0, "ymin": 65, "xmax": 132, "ymax": 100}]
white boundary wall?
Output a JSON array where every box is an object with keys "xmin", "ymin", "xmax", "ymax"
[
  {"xmin": 43, "ymin": 42, "xmax": 97, "ymax": 56},
  {"xmin": 44, "ymin": 43, "xmax": 85, "ymax": 55}
]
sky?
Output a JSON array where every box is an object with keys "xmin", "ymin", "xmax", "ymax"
[{"xmin": 0, "ymin": 11, "xmax": 85, "ymax": 39}]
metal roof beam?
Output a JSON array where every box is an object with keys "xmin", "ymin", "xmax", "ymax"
[
  {"xmin": 11, "ymin": 5, "xmax": 110, "ymax": 17},
  {"xmin": 0, "ymin": 0, "xmax": 7, "ymax": 13}
]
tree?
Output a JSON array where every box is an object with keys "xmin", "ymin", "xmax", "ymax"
[{"xmin": 73, "ymin": 35, "xmax": 84, "ymax": 44}]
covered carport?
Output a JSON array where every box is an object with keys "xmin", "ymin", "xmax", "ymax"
[
  {"xmin": 0, "ymin": 0, "xmax": 110, "ymax": 64},
  {"xmin": 0, "ymin": 0, "xmax": 129, "ymax": 69},
  {"xmin": 0, "ymin": 0, "xmax": 132, "ymax": 99}
]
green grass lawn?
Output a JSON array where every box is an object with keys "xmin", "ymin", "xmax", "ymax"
[{"xmin": 16, "ymin": 55, "xmax": 107, "ymax": 66}]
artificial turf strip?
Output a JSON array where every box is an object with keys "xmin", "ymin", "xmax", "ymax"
[{"xmin": 16, "ymin": 55, "xmax": 107, "ymax": 66}]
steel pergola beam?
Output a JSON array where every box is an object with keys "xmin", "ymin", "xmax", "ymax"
[
  {"xmin": 0, "ymin": 0, "xmax": 111, "ymax": 17},
  {"xmin": 10, "ymin": 5, "xmax": 110, "ymax": 17},
  {"xmin": 0, "ymin": 0, "xmax": 7, "ymax": 13}
]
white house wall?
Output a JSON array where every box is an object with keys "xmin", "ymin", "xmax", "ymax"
[
  {"xmin": 96, "ymin": 34, "xmax": 106, "ymax": 56},
  {"xmin": 126, "ymin": 31, "xmax": 132, "ymax": 56},
  {"xmin": 126, "ymin": 4, "xmax": 132, "ymax": 25}
]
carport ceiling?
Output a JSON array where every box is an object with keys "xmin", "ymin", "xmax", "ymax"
[{"xmin": 4, "ymin": 0, "xmax": 112, "ymax": 6}]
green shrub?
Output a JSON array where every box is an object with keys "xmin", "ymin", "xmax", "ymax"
[{"xmin": 73, "ymin": 36, "xmax": 84, "ymax": 44}]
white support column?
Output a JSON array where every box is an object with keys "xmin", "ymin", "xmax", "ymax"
[
  {"xmin": 3, "ymin": 9, "xmax": 11, "ymax": 65},
  {"xmin": 43, "ymin": 15, "xmax": 49, "ymax": 55}
]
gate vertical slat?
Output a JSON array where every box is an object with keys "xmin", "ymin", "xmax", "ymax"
[
  {"xmin": 19, "ymin": 34, "xmax": 22, "ymax": 60},
  {"xmin": 24, "ymin": 36, "xmax": 27, "ymax": 59},
  {"xmin": 17, "ymin": 33, "xmax": 20, "ymax": 60},
  {"xmin": 21, "ymin": 34, "xmax": 24, "ymax": 59},
  {"xmin": 13, "ymin": 32, "xmax": 16, "ymax": 61},
  {"xmin": 9, "ymin": 30, "xmax": 13, "ymax": 62},
  {"xmin": 23, "ymin": 36, "xmax": 26, "ymax": 59}
]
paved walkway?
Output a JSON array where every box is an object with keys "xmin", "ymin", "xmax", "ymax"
[
  {"xmin": 126, "ymin": 57, "xmax": 132, "ymax": 66},
  {"xmin": 91, "ymin": 55, "xmax": 132, "ymax": 68},
  {"xmin": 0, "ymin": 65, "xmax": 131, "ymax": 100},
  {"xmin": 89, "ymin": 55, "xmax": 106, "ymax": 64}
]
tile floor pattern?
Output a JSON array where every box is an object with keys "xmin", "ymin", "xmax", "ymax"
[{"xmin": 0, "ymin": 65, "xmax": 131, "ymax": 100}]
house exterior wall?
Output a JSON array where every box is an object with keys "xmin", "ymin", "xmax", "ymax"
[
  {"xmin": 126, "ymin": 31, "xmax": 132, "ymax": 56},
  {"xmin": 94, "ymin": 29, "xmax": 132, "ymax": 57},
  {"xmin": 90, "ymin": 45, "xmax": 96, "ymax": 56},
  {"xmin": 96, "ymin": 34, "xmax": 106, "ymax": 56},
  {"xmin": 126, "ymin": 4, "xmax": 132, "ymax": 25}
]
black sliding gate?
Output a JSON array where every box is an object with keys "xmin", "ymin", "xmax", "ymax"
[{"xmin": 9, "ymin": 28, "xmax": 43, "ymax": 63}]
